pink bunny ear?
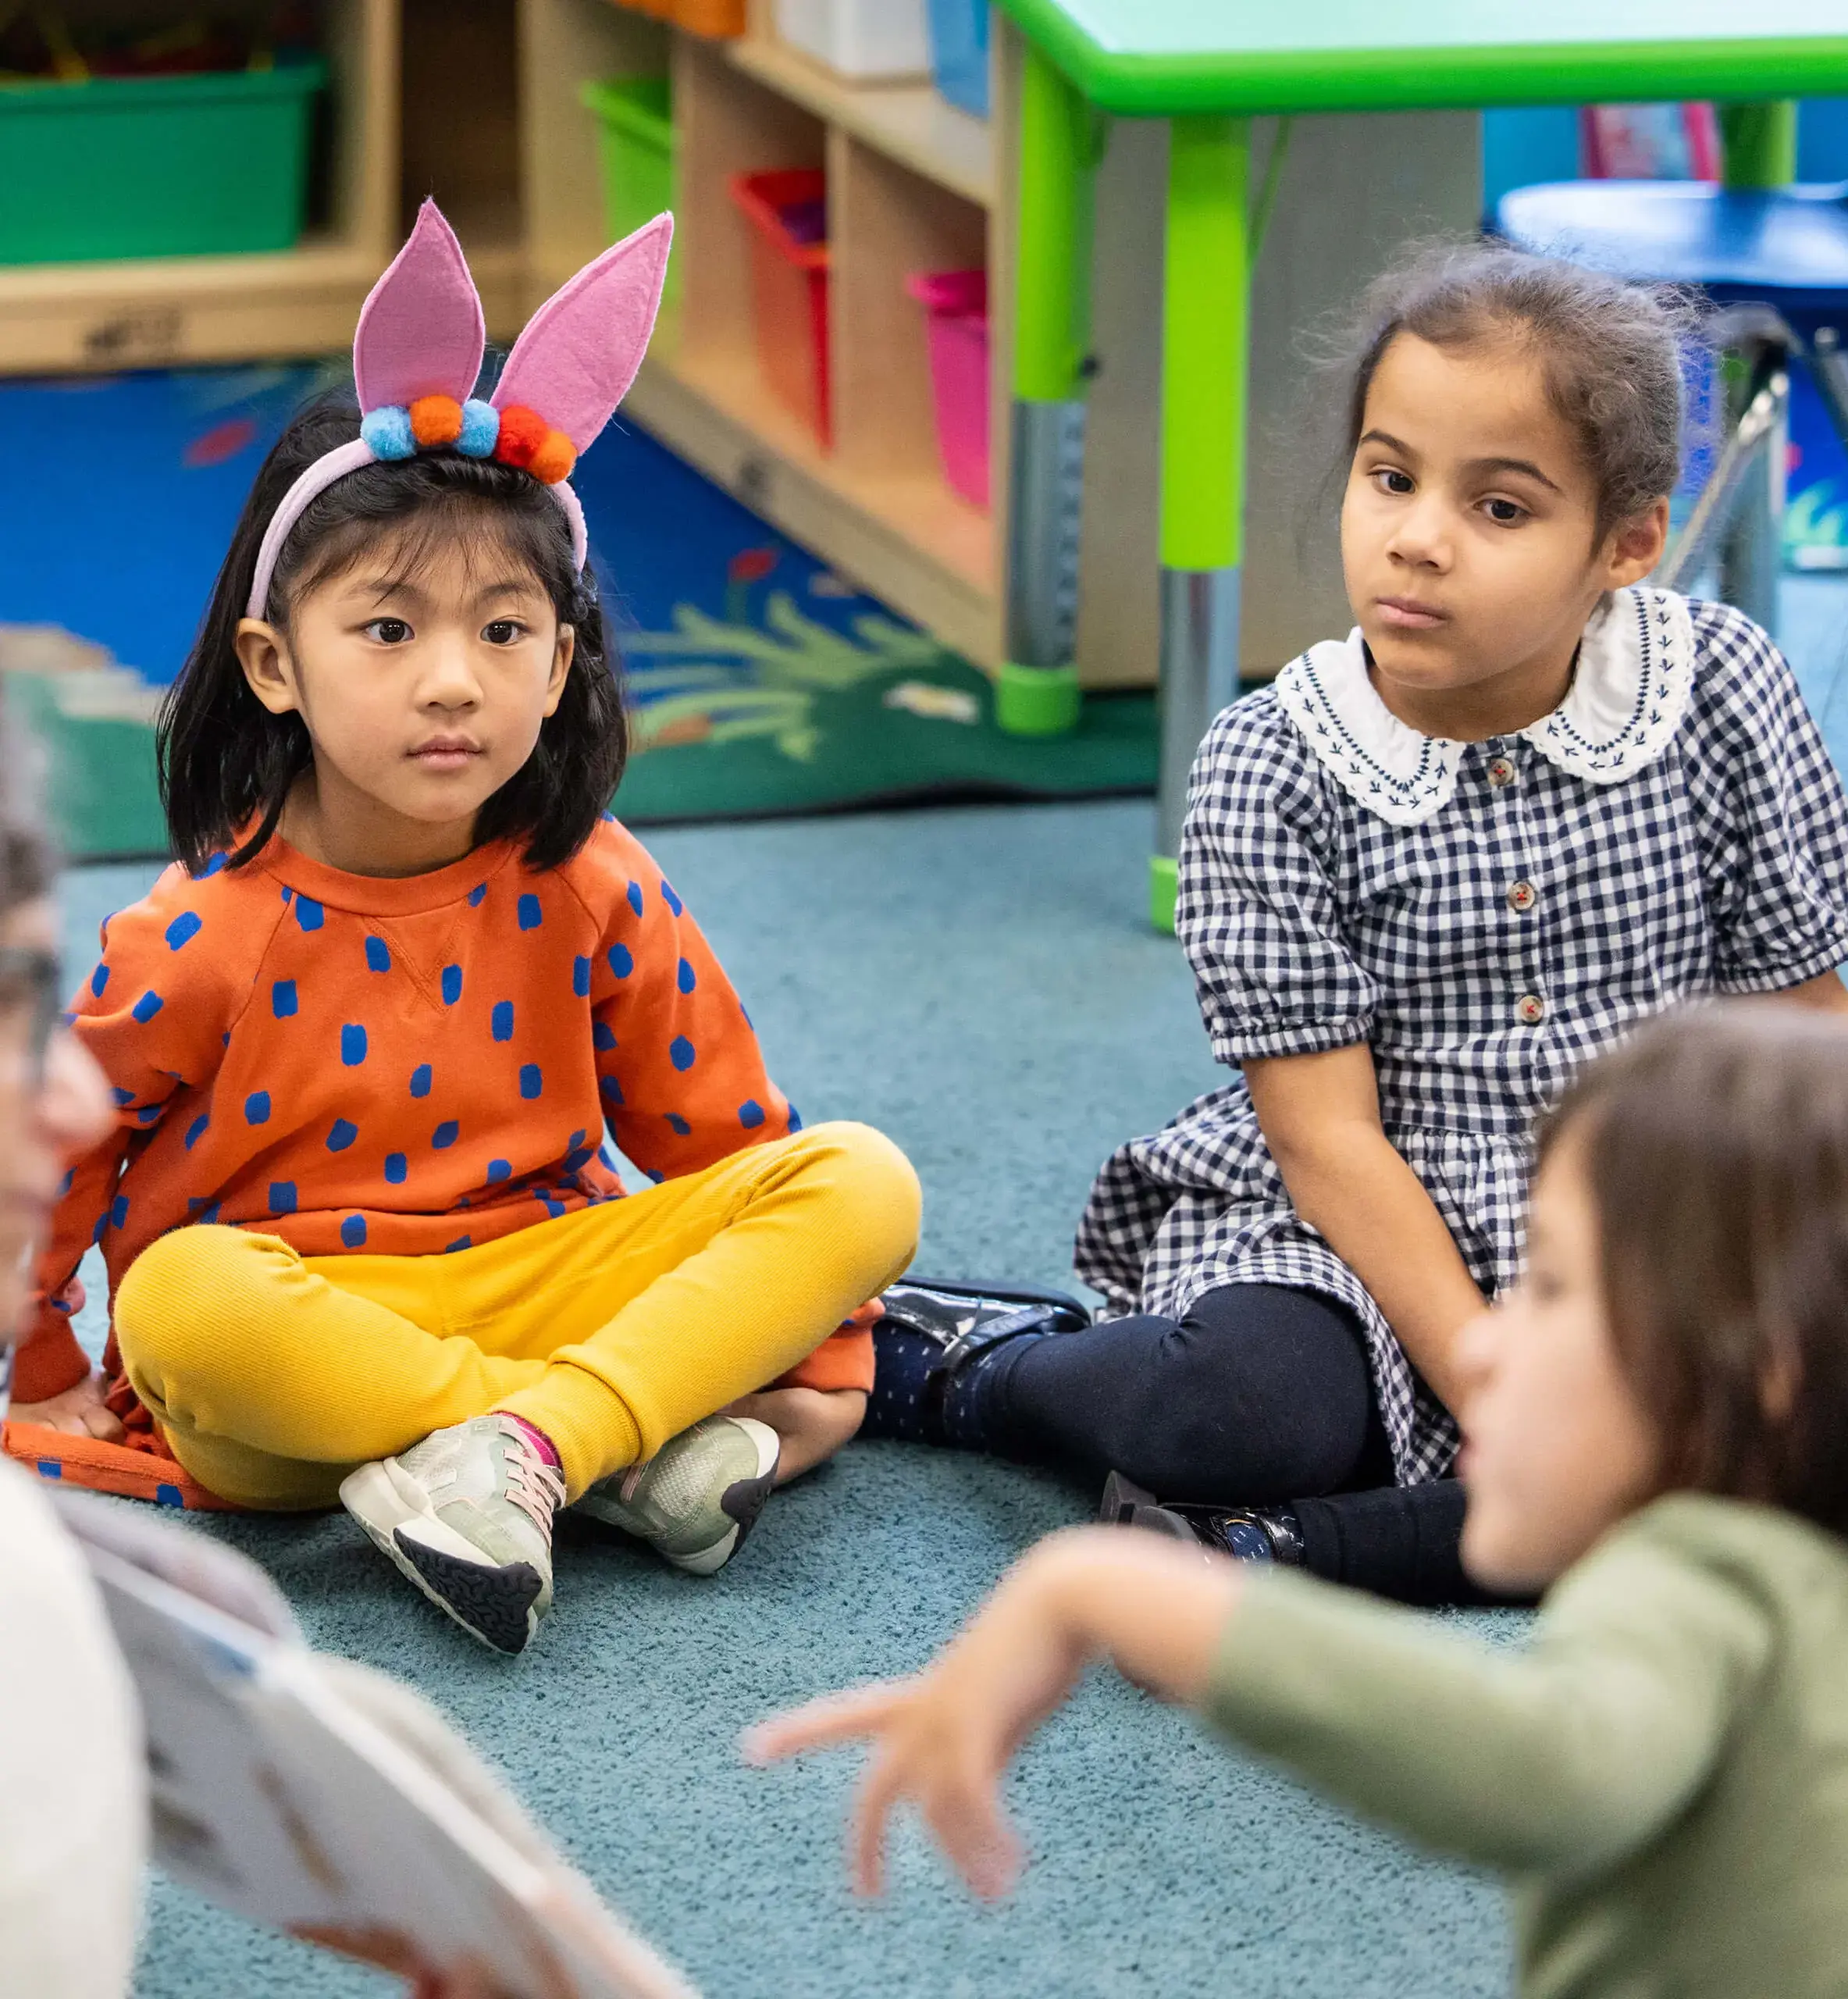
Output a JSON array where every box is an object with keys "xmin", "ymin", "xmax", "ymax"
[
  {"xmin": 353, "ymin": 198, "xmax": 486, "ymax": 414},
  {"xmin": 490, "ymin": 213, "xmax": 673, "ymax": 451}
]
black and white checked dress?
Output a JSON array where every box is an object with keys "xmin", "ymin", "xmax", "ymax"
[{"xmin": 1077, "ymin": 588, "xmax": 1848, "ymax": 1484}]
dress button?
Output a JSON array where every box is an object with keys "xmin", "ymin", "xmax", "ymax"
[
  {"xmin": 1487, "ymin": 756, "xmax": 1517, "ymax": 788},
  {"xmin": 1515, "ymin": 992, "xmax": 1546, "ymax": 1025},
  {"xmin": 1507, "ymin": 880, "xmax": 1537, "ymax": 913}
]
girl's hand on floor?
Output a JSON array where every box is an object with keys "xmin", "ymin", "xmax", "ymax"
[
  {"xmin": 9, "ymin": 1370, "xmax": 124, "ymax": 1441},
  {"xmin": 743, "ymin": 1528, "xmax": 1245, "ymax": 1900}
]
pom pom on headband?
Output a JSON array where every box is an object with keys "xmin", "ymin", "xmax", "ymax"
[{"xmin": 247, "ymin": 199, "xmax": 671, "ymax": 620}]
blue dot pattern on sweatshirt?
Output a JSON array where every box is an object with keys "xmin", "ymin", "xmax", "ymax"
[
  {"xmin": 365, "ymin": 937, "xmax": 391, "ymax": 973},
  {"xmin": 165, "ymin": 911, "xmax": 201, "ymax": 951},
  {"xmin": 269, "ymin": 1181, "xmax": 297, "ymax": 1216},
  {"xmin": 245, "ymin": 1091, "xmax": 271, "ymax": 1125},
  {"xmin": 187, "ymin": 1199, "xmax": 221, "ymax": 1224},
  {"xmin": 661, "ymin": 879, "xmax": 683, "ymax": 916},
  {"xmin": 592, "ymin": 1022, "xmax": 617, "ymax": 1051},
  {"xmin": 487, "ymin": 1159, "xmax": 511, "ymax": 1183},
  {"xmin": 132, "ymin": 990, "xmax": 163, "ymax": 1023},
  {"xmin": 626, "ymin": 880, "xmax": 644, "ymax": 918},
  {"xmin": 327, "ymin": 1118, "xmax": 358, "ymax": 1153},
  {"xmin": 670, "ymin": 1035, "xmax": 696, "ymax": 1071},
  {"xmin": 184, "ymin": 1114, "xmax": 208, "ymax": 1150},
  {"xmin": 665, "ymin": 1113, "xmax": 691, "ymax": 1135},
  {"xmin": 410, "ymin": 1064, "xmax": 432, "ymax": 1098},
  {"xmin": 446, "ymin": 1235, "xmax": 472, "ymax": 1252},
  {"xmin": 272, "ymin": 979, "xmax": 297, "ymax": 1018},
  {"xmin": 110, "ymin": 1194, "xmax": 129, "ymax": 1230},
  {"xmin": 200, "ymin": 852, "xmax": 227, "ymax": 877},
  {"xmin": 573, "ymin": 955, "xmax": 591, "ymax": 997},
  {"xmin": 112, "ymin": 1085, "xmax": 134, "ymax": 1106},
  {"xmin": 385, "ymin": 1153, "xmax": 408, "ymax": 1185},
  {"xmin": 676, "ymin": 957, "xmax": 696, "ymax": 994},
  {"xmin": 467, "ymin": 883, "xmax": 486, "ymax": 907},
  {"xmin": 341, "ymin": 1024, "xmax": 368, "ymax": 1065},
  {"xmin": 492, "ymin": 1001, "xmax": 514, "ymax": 1042},
  {"xmin": 295, "ymin": 896, "xmax": 324, "ymax": 932},
  {"xmin": 607, "ymin": 943, "xmax": 633, "ymax": 979},
  {"xmin": 441, "ymin": 964, "xmax": 462, "ymax": 1005},
  {"xmin": 433, "ymin": 1120, "xmax": 459, "ymax": 1149},
  {"xmin": 341, "ymin": 1214, "xmax": 368, "ymax": 1247},
  {"xmin": 520, "ymin": 1064, "xmax": 543, "ymax": 1099},
  {"xmin": 739, "ymin": 1099, "xmax": 765, "ymax": 1128},
  {"xmin": 90, "ymin": 964, "xmax": 109, "ymax": 997},
  {"xmin": 518, "ymin": 893, "xmax": 542, "ymax": 931},
  {"xmin": 600, "ymin": 1074, "xmax": 624, "ymax": 1105},
  {"xmin": 135, "ymin": 1105, "xmax": 162, "ymax": 1126}
]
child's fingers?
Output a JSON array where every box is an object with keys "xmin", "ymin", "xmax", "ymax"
[
  {"xmin": 921, "ymin": 1751, "xmax": 1024, "ymax": 1901},
  {"xmin": 849, "ymin": 1748, "xmax": 912, "ymax": 1898},
  {"xmin": 742, "ymin": 1681, "xmax": 913, "ymax": 1765}
]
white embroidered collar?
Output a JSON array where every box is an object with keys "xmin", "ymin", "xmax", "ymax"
[{"xmin": 1273, "ymin": 586, "xmax": 1697, "ymax": 827}]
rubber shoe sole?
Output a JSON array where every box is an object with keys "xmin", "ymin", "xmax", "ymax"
[
  {"xmin": 340, "ymin": 1459, "xmax": 547, "ymax": 1655},
  {"xmin": 1098, "ymin": 1469, "xmax": 1196, "ymax": 1543}
]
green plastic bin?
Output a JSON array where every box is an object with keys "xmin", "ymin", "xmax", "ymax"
[
  {"xmin": 579, "ymin": 74, "xmax": 678, "ymax": 312},
  {"xmin": 0, "ymin": 60, "xmax": 326, "ymax": 265}
]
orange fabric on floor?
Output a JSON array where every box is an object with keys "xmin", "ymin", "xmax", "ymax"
[{"xmin": 25, "ymin": 817, "xmax": 869, "ymax": 1409}]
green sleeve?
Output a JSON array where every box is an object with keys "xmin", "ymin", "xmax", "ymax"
[{"xmin": 1198, "ymin": 1534, "xmax": 1771, "ymax": 1873}]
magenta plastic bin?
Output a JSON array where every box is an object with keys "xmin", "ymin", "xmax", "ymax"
[{"xmin": 905, "ymin": 267, "xmax": 989, "ymax": 510}]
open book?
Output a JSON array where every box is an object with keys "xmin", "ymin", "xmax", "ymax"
[{"xmin": 57, "ymin": 1492, "xmax": 696, "ymax": 1999}]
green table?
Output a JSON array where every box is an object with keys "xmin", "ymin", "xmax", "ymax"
[{"xmin": 988, "ymin": 0, "xmax": 1848, "ymax": 928}]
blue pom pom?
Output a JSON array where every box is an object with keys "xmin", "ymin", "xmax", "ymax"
[
  {"xmin": 361, "ymin": 406, "xmax": 415, "ymax": 460},
  {"xmin": 458, "ymin": 399, "xmax": 500, "ymax": 458}
]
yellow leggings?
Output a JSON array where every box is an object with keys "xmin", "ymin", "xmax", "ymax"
[{"xmin": 112, "ymin": 1122, "xmax": 919, "ymax": 1510}]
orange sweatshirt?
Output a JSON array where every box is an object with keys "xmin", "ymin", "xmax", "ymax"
[{"xmin": 24, "ymin": 816, "xmax": 873, "ymax": 1407}]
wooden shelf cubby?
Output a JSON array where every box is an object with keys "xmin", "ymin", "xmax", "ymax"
[
  {"xmin": 0, "ymin": 0, "xmax": 398, "ymax": 374},
  {"xmin": 522, "ymin": 0, "xmax": 1006, "ymax": 665}
]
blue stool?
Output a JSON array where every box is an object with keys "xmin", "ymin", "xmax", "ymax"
[{"xmin": 1496, "ymin": 177, "xmax": 1848, "ymax": 636}]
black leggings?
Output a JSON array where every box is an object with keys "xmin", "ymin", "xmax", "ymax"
[{"xmin": 978, "ymin": 1283, "xmax": 1503, "ymax": 1606}]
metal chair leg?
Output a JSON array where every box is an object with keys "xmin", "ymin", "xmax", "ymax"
[{"xmin": 1658, "ymin": 362, "xmax": 1789, "ymax": 634}]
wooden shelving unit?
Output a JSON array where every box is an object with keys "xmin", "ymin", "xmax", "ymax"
[
  {"xmin": 521, "ymin": 0, "xmax": 1008, "ymax": 668},
  {"xmin": 0, "ymin": 0, "xmax": 398, "ymax": 374}
]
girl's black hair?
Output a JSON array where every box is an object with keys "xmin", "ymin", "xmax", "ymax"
[
  {"xmin": 158, "ymin": 390, "xmax": 627, "ymax": 875},
  {"xmin": 1325, "ymin": 241, "xmax": 1696, "ymax": 541}
]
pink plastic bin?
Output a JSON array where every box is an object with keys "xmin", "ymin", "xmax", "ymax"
[
  {"xmin": 729, "ymin": 168, "xmax": 831, "ymax": 448},
  {"xmin": 906, "ymin": 267, "xmax": 989, "ymax": 510}
]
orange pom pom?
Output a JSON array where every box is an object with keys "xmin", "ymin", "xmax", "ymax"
[
  {"xmin": 527, "ymin": 429, "xmax": 577, "ymax": 484},
  {"xmin": 409, "ymin": 394, "xmax": 464, "ymax": 447},
  {"xmin": 493, "ymin": 404, "xmax": 548, "ymax": 471}
]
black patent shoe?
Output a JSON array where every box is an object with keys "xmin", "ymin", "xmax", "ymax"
[
  {"xmin": 1098, "ymin": 1470, "xmax": 1305, "ymax": 1566},
  {"xmin": 865, "ymin": 1277, "xmax": 1091, "ymax": 1443}
]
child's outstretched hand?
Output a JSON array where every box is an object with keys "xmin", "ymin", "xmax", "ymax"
[{"xmin": 742, "ymin": 1527, "xmax": 1244, "ymax": 1899}]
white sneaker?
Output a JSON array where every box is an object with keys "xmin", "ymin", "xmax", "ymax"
[
  {"xmin": 340, "ymin": 1414, "xmax": 564, "ymax": 1654},
  {"xmin": 574, "ymin": 1416, "xmax": 779, "ymax": 1574}
]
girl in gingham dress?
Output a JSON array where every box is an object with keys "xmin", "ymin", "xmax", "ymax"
[{"xmin": 869, "ymin": 245, "xmax": 1848, "ymax": 1601}]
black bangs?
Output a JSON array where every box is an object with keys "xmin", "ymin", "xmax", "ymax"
[{"xmin": 158, "ymin": 389, "xmax": 628, "ymax": 876}]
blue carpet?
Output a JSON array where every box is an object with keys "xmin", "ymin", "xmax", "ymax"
[{"xmin": 61, "ymin": 799, "xmax": 1512, "ymax": 1999}]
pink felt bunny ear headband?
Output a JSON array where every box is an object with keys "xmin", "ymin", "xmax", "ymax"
[{"xmin": 246, "ymin": 198, "xmax": 673, "ymax": 620}]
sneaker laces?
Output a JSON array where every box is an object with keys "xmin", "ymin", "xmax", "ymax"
[{"xmin": 499, "ymin": 1424, "xmax": 565, "ymax": 1537}]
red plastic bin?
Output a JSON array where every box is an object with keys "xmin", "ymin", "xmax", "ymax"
[
  {"xmin": 728, "ymin": 168, "xmax": 831, "ymax": 448},
  {"xmin": 905, "ymin": 267, "xmax": 989, "ymax": 509}
]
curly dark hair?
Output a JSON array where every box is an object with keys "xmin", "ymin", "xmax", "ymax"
[
  {"xmin": 158, "ymin": 390, "xmax": 628, "ymax": 875},
  {"xmin": 1330, "ymin": 241, "xmax": 1696, "ymax": 540}
]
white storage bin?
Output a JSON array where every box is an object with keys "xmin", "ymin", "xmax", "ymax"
[{"xmin": 772, "ymin": 0, "xmax": 931, "ymax": 79}]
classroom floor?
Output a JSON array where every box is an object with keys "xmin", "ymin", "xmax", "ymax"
[{"xmin": 56, "ymin": 577, "xmax": 1847, "ymax": 1998}]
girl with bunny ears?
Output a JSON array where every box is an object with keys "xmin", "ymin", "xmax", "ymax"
[{"xmin": 12, "ymin": 204, "xmax": 920, "ymax": 1655}]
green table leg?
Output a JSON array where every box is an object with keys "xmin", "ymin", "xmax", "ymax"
[
  {"xmin": 1718, "ymin": 101, "xmax": 1797, "ymax": 188},
  {"xmin": 1151, "ymin": 116, "xmax": 1249, "ymax": 931},
  {"xmin": 998, "ymin": 41, "xmax": 1097, "ymax": 738}
]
